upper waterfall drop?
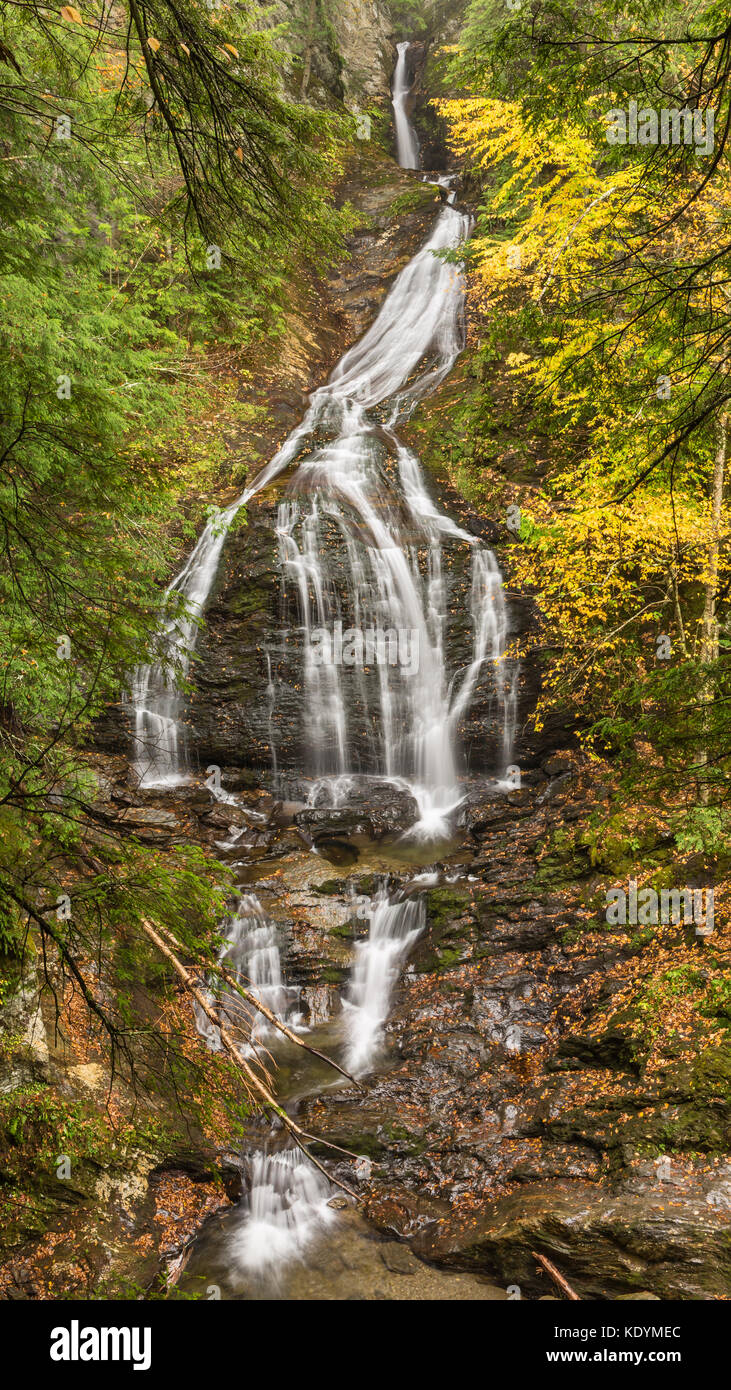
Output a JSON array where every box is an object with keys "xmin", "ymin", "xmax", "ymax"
[
  {"xmin": 392, "ymin": 41, "xmax": 421, "ymax": 170},
  {"xmin": 130, "ymin": 43, "xmax": 517, "ymax": 823}
]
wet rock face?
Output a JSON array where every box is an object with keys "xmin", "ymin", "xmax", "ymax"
[
  {"xmin": 186, "ymin": 487, "xmax": 516, "ymax": 778},
  {"xmin": 266, "ymin": 0, "xmax": 396, "ymax": 107},
  {"xmin": 398, "ymin": 1178, "xmax": 731, "ymax": 1300},
  {"xmin": 285, "ymin": 769, "xmax": 731, "ymax": 1300},
  {"xmin": 326, "ymin": 0, "xmax": 396, "ymax": 104},
  {"xmin": 185, "ymin": 505, "xmax": 284, "ymax": 773},
  {"xmin": 296, "ymin": 779, "xmax": 420, "ymax": 849}
]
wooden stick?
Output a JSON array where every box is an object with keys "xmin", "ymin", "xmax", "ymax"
[
  {"xmin": 154, "ymin": 920, "xmax": 363, "ymax": 1090},
  {"xmin": 140, "ymin": 919, "xmax": 361, "ymax": 1202},
  {"xmin": 214, "ymin": 959, "xmax": 363, "ymax": 1090},
  {"xmin": 531, "ymin": 1251, "xmax": 581, "ymax": 1301}
]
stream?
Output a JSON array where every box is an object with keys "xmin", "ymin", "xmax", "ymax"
[{"xmin": 133, "ymin": 42, "xmax": 517, "ymax": 1301}]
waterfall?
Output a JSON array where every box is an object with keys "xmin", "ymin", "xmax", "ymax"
[
  {"xmin": 131, "ymin": 505, "xmax": 238, "ymax": 787},
  {"xmin": 274, "ymin": 205, "xmax": 516, "ymax": 833},
  {"xmin": 175, "ymin": 43, "xmax": 520, "ymax": 1288},
  {"xmin": 392, "ymin": 41, "xmax": 421, "ymax": 169},
  {"xmin": 130, "ymin": 421, "xmax": 312, "ymax": 788},
  {"xmin": 195, "ymin": 894, "xmax": 299, "ymax": 1054},
  {"xmin": 231, "ymin": 1148, "xmax": 336, "ymax": 1278},
  {"xmin": 195, "ymin": 900, "xmax": 335, "ymax": 1283},
  {"xmin": 343, "ymin": 892, "xmax": 425, "ymax": 1076},
  {"xmin": 131, "ymin": 189, "xmax": 515, "ymax": 814}
]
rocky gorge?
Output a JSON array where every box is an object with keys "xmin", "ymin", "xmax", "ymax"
[{"xmin": 2, "ymin": 3, "xmax": 730, "ymax": 1307}]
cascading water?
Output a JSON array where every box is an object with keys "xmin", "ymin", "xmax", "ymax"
[
  {"xmin": 195, "ymin": 894, "xmax": 298, "ymax": 1054},
  {"xmin": 271, "ymin": 199, "xmax": 517, "ymax": 832},
  {"xmin": 149, "ymin": 43, "xmax": 519, "ymax": 1288},
  {"xmin": 343, "ymin": 891, "xmax": 425, "ymax": 1076},
  {"xmin": 230, "ymin": 1148, "xmax": 336, "ymax": 1279},
  {"xmin": 392, "ymin": 41, "xmax": 421, "ymax": 169},
  {"xmin": 131, "ymin": 161, "xmax": 515, "ymax": 815},
  {"xmin": 130, "ymin": 516, "xmax": 234, "ymax": 788}
]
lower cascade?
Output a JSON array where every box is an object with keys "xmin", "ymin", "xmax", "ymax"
[
  {"xmin": 230, "ymin": 1149, "xmax": 336, "ymax": 1279},
  {"xmin": 195, "ymin": 895, "xmax": 299, "ymax": 1055}
]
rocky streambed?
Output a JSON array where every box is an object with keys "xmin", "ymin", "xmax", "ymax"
[
  {"xmin": 102, "ymin": 135, "xmax": 731, "ymax": 1301},
  {"xmin": 4, "ymin": 122, "xmax": 729, "ymax": 1306},
  {"xmin": 81, "ymin": 749, "xmax": 728, "ymax": 1302}
]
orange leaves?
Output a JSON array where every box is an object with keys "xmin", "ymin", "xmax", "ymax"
[{"xmin": 60, "ymin": 5, "xmax": 82, "ymax": 21}]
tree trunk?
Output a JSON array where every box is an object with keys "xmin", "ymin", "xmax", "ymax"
[
  {"xmin": 300, "ymin": 0, "xmax": 318, "ymax": 100},
  {"xmin": 697, "ymin": 412, "xmax": 726, "ymax": 802},
  {"xmin": 700, "ymin": 414, "xmax": 726, "ymax": 664},
  {"xmin": 671, "ymin": 564, "xmax": 688, "ymax": 660}
]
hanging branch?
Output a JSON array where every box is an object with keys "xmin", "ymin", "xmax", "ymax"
[
  {"xmin": 153, "ymin": 919, "xmax": 364, "ymax": 1091},
  {"xmin": 139, "ymin": 919, "xmax": 362, "ymax": 1201}
]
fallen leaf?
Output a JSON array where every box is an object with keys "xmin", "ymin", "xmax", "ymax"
[
  {"xmin": 60, "ymin": 5, "xmax": 82, "ymax": 21},
  {"xmin": 147, "ymin": 36, "xmax": 161, "ymax": 52}
]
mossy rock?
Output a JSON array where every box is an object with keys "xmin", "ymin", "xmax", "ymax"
[
  {"xmin": 329, "ymin": 921, "xmax": 357, "ymax": 942},
  {"xmin": 558, "ymin": 1007, "xmax": 642, "ymax": 1074},
  {"xmin": 425, "ymin": 886, "xmax": 473, "ymax": 928},
  {"xmin": 313, "ymin": 878, "xmax": 348, "ymax": 897},
  {"xmin": 320, "ymin": 966, "xmax": 347, "ymax": 986}
]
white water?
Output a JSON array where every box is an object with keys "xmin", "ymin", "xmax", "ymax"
[
  {"xmin": 130, "ymin": 49, "xmax": 515, "ymax": 808},
  {"xmin": 195, "ymin": 894, "xmax": 299, "ymax": 1054},
  {"xmin": 132, "ymin": 209, "xmax": 515, "ymax": 822},
  {"xmin": 231, "ymin": 1148, "xmax": 336, "ymax": 1278},
  {"xmin": 392, "ymin": 41, "xmax": 420, "ymax": 169},
  {"xmin": 274, "ymin": 204, "xmax": 516, "ymax": 833},
  {"xmin": 152, "ymin": 44, "xmax": 519, "ymax": 1284},
  {"xmin": 130, "ymin": 517, "xmax": 232, "ymax": 788},
  {"xmin": 343, "ymin": 892, "xmax": 425, "ymax": 1076}
]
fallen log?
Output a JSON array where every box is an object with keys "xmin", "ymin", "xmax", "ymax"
[
  {"xmin": 531, "ymin": 1251, "xmax": 581, "ymax": 1301},
  {"xmin": 140, "ymin": 918, "xmax": 361, "ymax": 1201}
]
